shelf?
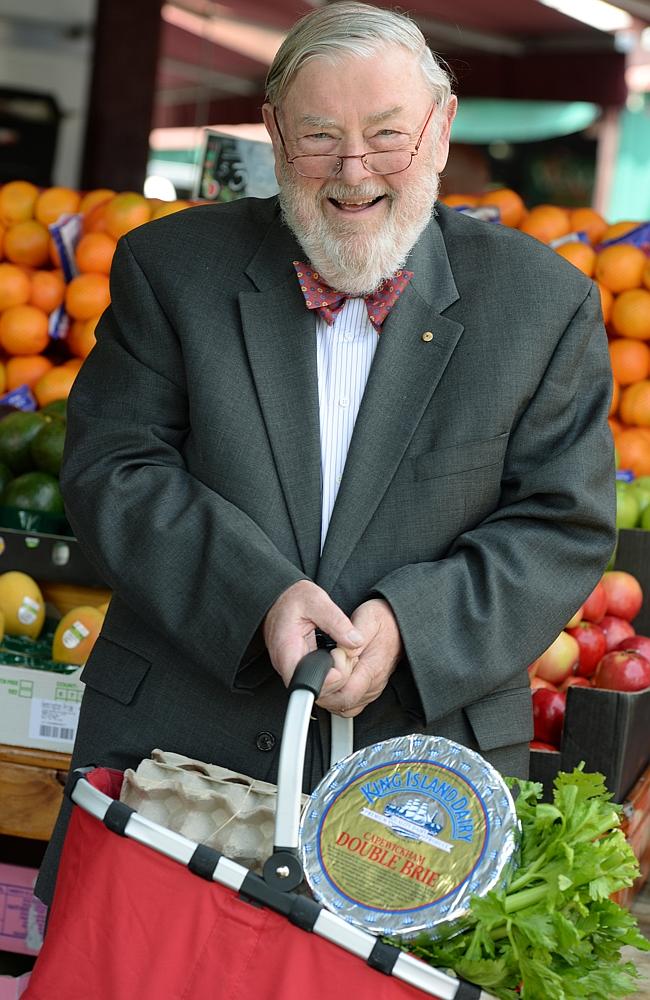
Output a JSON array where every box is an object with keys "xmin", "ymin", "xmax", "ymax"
[{"xmin": 0, "ymin": 744, "xmax": 70, "ymax": 842}]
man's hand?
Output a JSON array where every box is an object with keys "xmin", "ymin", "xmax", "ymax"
[
  {"xmin": 317, "ymin": 598, "xmax": 403, "ymax": 718},
  {"xmin": 263, "ymin": 580, "xmax": 364, "ymax": 696}
]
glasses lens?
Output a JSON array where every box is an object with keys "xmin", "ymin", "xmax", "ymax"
[
  {"xmin": 364, "ymin": 151, "xmax": 413, "ymax": 175},
  {"xmin": 293, "ymin": 155, "xmax": 341, "ymax": 178}
]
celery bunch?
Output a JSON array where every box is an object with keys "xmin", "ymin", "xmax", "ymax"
[{"xmin": 403, "ymin": 768, "xmax": 649, "ymax": 999}]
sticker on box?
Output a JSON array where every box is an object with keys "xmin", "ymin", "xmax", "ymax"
[{"xmin": 28, "ymin": 698, "xmax": 80, "ymax": 745}]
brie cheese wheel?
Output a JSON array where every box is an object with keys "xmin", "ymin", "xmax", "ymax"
[{"xmin": 300, "ymin": 735, "xmax": 519, "ymax": 938}]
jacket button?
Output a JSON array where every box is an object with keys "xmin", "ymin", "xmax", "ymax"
[{"xmin": 256, "ymin": 731, "xmax": 276, "ymax": 752}]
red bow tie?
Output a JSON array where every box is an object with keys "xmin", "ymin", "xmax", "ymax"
[{"xmin": 293, "ymin": 261, "xmax": 413, "ymax": 331}]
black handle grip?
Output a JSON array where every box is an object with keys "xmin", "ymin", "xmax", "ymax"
[{"xmin": 288, "ymin": 648, "xmax": 334, "ymax": 697}]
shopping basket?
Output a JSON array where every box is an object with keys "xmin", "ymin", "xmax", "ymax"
[{"xmin": 25, "ymin": 650, "xmax": 496, "ymax": 1000}]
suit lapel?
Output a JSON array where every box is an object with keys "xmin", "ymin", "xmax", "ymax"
[
  {"xmin": 316, "ymin": 212, "xmax": 464, "ymax": 593},
  {"xmin": 239, "ymin": 213, "xmax": 322, "ymax": 579}
]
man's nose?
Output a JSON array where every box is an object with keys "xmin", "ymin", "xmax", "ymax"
[{"xmin": 336, "ymin": 152, "xmax": 372, "ymax": 185}]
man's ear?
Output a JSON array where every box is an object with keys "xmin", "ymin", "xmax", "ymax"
[
  {"xmin": 433, "ymin": 95, "xmax": 458, "ymax": 174},
  {"xmin": 262, "ymin": 102, "xmax": 285, "ymax": 186}
]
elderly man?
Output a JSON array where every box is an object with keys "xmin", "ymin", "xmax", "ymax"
[{"xmin": 36, "ymin": 1, "xmax": 615, "ymax": 905}]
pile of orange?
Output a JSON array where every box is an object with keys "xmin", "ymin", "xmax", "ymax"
[
  {"xmin": 442, "ymin": 187, "xmax": 650, "ymax": 476},
  {"xmin": 0, "ymin": 180, "xmax": 194, "ymax": 407}
]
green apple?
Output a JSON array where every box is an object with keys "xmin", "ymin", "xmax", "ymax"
[
  {"xmin": 633, "ymin": 475, "xmax": 650, "ymax": 492},
  {"xmin": 641, "ymin": 505, "xmax": 650, "ymax": 531},
  {"xmin": 615, "ymin": 482, "xmax": 640, "ymax": 529},
  {"xmin": 630, "ymin": 481, "xmax": 650, "ymax": 518}
]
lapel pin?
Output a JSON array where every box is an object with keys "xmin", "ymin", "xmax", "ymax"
[{"xmin": 421, "ymin": 331, "xmax": 433, "ymax": 342}]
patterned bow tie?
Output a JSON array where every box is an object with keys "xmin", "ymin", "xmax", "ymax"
[{"xmin": 293, "ymin": 260, "xmax": 413, "ymax": 331}]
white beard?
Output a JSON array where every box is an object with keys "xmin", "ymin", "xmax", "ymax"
[{"xmin": 278, "ymin": 162, "xmax": 440, "ymax": 296}]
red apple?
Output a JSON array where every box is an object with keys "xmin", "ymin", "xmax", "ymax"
[
  {"xmin": 565, "ymin": 621, "xmax": 607, "ymax": 677},
  {"xmin": 565, "ymin": 605, "xmax": 584, "ymax": 628},
  {"xmin": 529, "ymin": 740, "xmax": 559, "ymax": 751},
  {"xmin": 581, "ymin": 581, "xmax": 608, "ymax": 624},
  {"xmin": 614, "ymin": 634, "xmax": 650, "ymax": 660},
  {"xmin": 532, "ymin": 688, "xmax": 566, "ymax": 747},
  {"xmin": 531, "ymin": 675, "xmax": 557, "ymax": 691},
  {"xmin": 599, "ymin": 614, "xmax": 636, "ymax": 651},
  {"xmin": 560, "ymin": 675, "xmax": 592, "ymax": 691},
  {"xmin": 592, "ymin": 650, "xmax": 650, "ymax": 692},
  {"xmin": 601, "ymin": 571, "xmax": 643, "ymax": 622},
  {"xmin": 532, "ymin": 631, "xmax": 579, "ymax": 685}
]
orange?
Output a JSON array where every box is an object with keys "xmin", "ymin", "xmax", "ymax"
[
  {"xmin": 81, "ymin": 200, "xmax": 110, "ymax": 235},
  {"xmin": 67, "ymin": 316, "xmax": 98, "ymax": 358},
  {"xmin": 75, "ymin": 232, "xmax": 116, "ymax": 275},
  {"xmin": 34, "ymin": 186, "xmax": 81, "ymax": 227},
  {"xmin": 79, "ymin": 188, "xmax": 115, "ymax": 216},
  {"xmin": 0, "ymin": 304, "xmax": 49, "ymax": 355},
  {"xmin": 0, "ymin": 181, "xmax": 38, "ymax": 225},
  {"xmin": 619, "ymin": 380, "xmax": 650, "ymax": 426},
  {"xmin": 598, "ymin": 282, "xmax": 614, "ymax": 326},
  {"xmin": 33, "ymin": 364, "xmax": 78, "ymax": 407},
  {"xmin": 615, "ymin": 427, "xmax": 650, "ymax": 476},
  {"xmin": 63, "ymin": 357, "xmax": 84, "ymax": 373},
  {"xmin": 610, "ymin": 377, "xmax": 620, "ymax": 417},
  {"xmin": 0, "ymin": 362, "xmax": 6, "ymax": 394},
  {"xmin": 0, "ymin": 222, "xmax": 5, "ymax": 260},
  {"xmin": 3, "ymin": 220, "xmax": 50, "ymax": 268},
  {"xmin": 29, "ymin": 269, "xmax": 65, "ymax": 313},
  {"xmin": 48, "ymin": 238, "xmax": 61, "ymax": 268},
  {"xmin": 441, "ymin": 193, "xmax": 480, "ymax": 207},
  {"xmin": 554, "ymin": 240, "xmax": 595, "ymax": 276},
  {"xmin": 103, "ymin": 193, "xmax": 151, "ymax": 240},
  {"xmin": 65, "ymin": 273, "xmax": 110, "ymax": 321},
  {"xmin": 568, "ymin": 207, "xmax": 608, "ymax": 246},
  {"xmin": 595, "ymin": 243, "xmax": 646, "ymax": 294},
  {"xmin": 611, "ymin": 288, "xmax": 650, "ymax": 340},
  {"xmin": 477, "ymin": 188, "xmax": 525, "ymax": 228},
  {"xmin": 5, "ymin": 354, "xmax": 54, "ymax": 390},
  {"xmin": 608, "ymin": 337, "xmax": 650, "ymax": 385},
  {"xmin": 600, "ymin": 221, "xmax": 640, "ymax": 244},
  {"xmin": 518, "ymin": 204, "xmax": 571, "ymax": 244},
  {"xmin": 149, "ymin": 199, "xmax": 192, "ymax": 221},
  {"xmin": 0, "ymin": 262, "xmax": 31, "ymax": 310},
  {"xmin": 609, "ymin": 415, "xmax": 622, "ymax": 437},
  {"xmin": 642, "ymin": 258, "xmax": 650, "ymax": 292}
]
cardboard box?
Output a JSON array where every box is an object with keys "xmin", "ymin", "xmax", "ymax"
[
  {"xmin": 0, "ymin": 527, "xmax": 105, "ymax": 587},
  {"xmin": 529, "ymin": 684, "xmax": 650, "ymax": 802},
  {"xmin": 0, "ymin": 864, "xmax": 46, "ymax": 956},
  {"xmin": 0, "ymin": 971, "xmax": 31, "ymax": 1000},
  {"xmin": 0, "ymin": 660, "xmax": 83, "ymax": 754}
]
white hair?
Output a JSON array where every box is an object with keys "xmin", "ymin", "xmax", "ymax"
[{"xmin": 265, "ymin": 2, "xmax": 453, "ymax": 112}]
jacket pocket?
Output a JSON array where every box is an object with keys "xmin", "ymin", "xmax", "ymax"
[
  {"xmin": 80, "ymin": 635, "xmax": 151, "ymax": 705},
  {"xmin": 464, "ymin": 686, "xmax": 533, "ymax": 751},
  {"xmin": 414, "ymin": 432, "xmax": 509, "ymax": 482}
]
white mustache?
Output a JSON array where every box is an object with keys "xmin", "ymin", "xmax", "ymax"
[{"xmin": 319, "ymin": 184, "xmax": 391, "ymax": 203}]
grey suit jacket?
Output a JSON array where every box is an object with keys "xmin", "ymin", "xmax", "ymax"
[{"xmin": 36, "ymin": 197, "xmax": 615, "ymax": 904}]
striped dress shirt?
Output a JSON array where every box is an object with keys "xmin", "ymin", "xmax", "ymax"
[{"xmin": 315, "ymin": 296, "xmax": 379, "ymax": 552}]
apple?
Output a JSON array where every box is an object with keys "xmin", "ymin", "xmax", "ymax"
[
  {"xmin": 531, "ymin": 675, "xmax": 557, "ymax": 691},
  {"xmin": 642, "ymin": 505, "xmax": 650, "ymax": 532},
  {"xmin": 565, "ymin": 605, "xmax": 583, "ymax": 628},
  {"xmin": 532, "ymin": 688, "xmax": 566, "ymax": 746},
  {"xmin": 601, "ymin": 571, "xmax": 644, "ymax": 622},
  {"xmin": 600, "ymin": 614, "xmax": 636, "ymax": 650},
  {"xmin": 565, "ymin": 621, "xmax": 607, "ymax": 677},
  {"xmin": 529, "ymin": 740, "xmax": 559, "ymax": 751},
  {"xmin": 615, "ymin": 482, "xmax": 640, "ymax": 529},
  {"xmin": 560, "ymin": 675, "xmax": 592, "ymax": 690},
  {"xmin": 630, "ymin": 481, "xmax": 650, "ymax": 519},
  {"xmin": 614, "ymin": 634, "xmax": 650, "ymax": 660},
  {"xmin": 581, "ymin": 581, "xmax": 608, "ymax": 624},
  {"xmin": 592, "ymin": 650, "xmax": 650, "ymax": 692},
  {"xmin": 532, "ymin": 631, "xmax": 579, "ymax": 685}
]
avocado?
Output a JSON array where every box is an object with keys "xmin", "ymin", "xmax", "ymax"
[
  {"xmin": 31, "ymin": 420, "xmax": 65, "ymax": 477},
  {"xmin": 2, "ymin": 471, "xmax": 65, "ymax": 515},
  {"xmin": 40, "ymin": 399, "xmax": 67, "ymax": 422},
  {"xmin": 0, "ymin": 411, "xmax": 47, "ymax": 473},
  {"xmin": 0, "ymin": 462, "xmax": 13, "ymax": 495}
]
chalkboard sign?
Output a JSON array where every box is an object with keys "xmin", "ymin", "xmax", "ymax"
[{"xmin": 196, "ymin": 130, "xmax": 278, "ymax": 202}]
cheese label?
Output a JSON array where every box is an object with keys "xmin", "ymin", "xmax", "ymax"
[{"xmin": 300, "ymin": 735, "xmax": 519, "ymax": 938}]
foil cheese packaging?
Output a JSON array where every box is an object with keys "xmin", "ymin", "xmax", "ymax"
[{"xmin": 300, "ymin": 735, "xmax": 519, "ymax": 938}]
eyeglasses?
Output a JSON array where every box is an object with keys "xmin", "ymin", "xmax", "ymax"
[{"xmin": 272, "ymin": 103, "xmax": 437, "ymax": 179}]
